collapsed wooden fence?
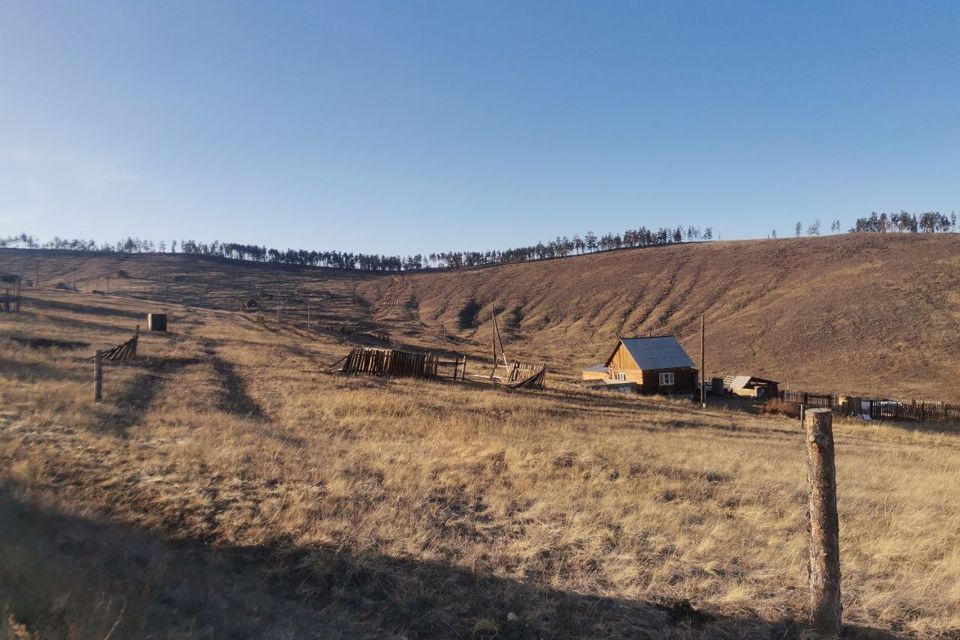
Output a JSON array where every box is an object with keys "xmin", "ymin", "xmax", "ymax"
[
  {"xmin": 337, "ymin": 347, "xmax": 466, "ymax": 381},
  {"xmin": 779, "ymin": 389, "xmax": 960, "ymax": 425},
  {"xmin": 88, "ymin": 327, "xmax": 140, "ymax": 362},
  {"xmin": 505, "ymin": 361, "xmax": 547, "ymax": 389}
]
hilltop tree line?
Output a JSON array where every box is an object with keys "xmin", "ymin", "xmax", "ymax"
[
  {"xmin": 849, "ymin": 211, "xmax": 956, "ymax": 234},
  {"xmin": 0, "ymin": 224, "xmax": 714, "ymax": 272},
  {"xmin": 772, "ymin": 211, "xmax": 957, "ymax": 239}
]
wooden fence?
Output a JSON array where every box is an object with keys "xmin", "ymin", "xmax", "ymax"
[
  {"xmin": 338, "ymin": 347, "xmax": 466, "ymax": 381},
  {"xmin": 505, "ymin": 361, "xmax": 547, "ymax": 389},
  {"xmin": 88, "ymin": 327, "xmax": 140, "ymax": 362},
  {"xmin": 779, "ymin": 389, "xmax": 960, "ymax": 424},
  {"xmin": 0, "ymin": 274, "xmax": 22, "ymax": 312}
]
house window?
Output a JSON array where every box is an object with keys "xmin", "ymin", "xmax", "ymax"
[
  {"xmin": 659, "ymin": 372, "xmax": 675, "ymax": 386},
  {"xmin": 616, "ymin": 372, "xmax": 627, "ymax": 381}
]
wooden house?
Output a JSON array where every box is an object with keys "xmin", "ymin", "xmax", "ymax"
[{"xmin": 603, "ymin": 335, "xmax": 697, "ymax": 395}]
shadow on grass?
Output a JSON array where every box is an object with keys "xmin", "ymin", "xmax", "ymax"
[
  {"xmin": 10, "ymin": 336, "xmax": 90, "ymax": 350},
  {"xmin": 101, "ymin": 357, "xmax": 202, "ymax": 436},
  {"xmin": 0, "ymin": 485, "xmax": 906, "ymax": 640},
  {"xmin": 22, "ymin": 295, "xmax": 146, "ymax": 320},
  {"xmin": 209, "ymin": 354, "xmax": 265, "ymax": 419},
  {"xmin": 0, "ymin": 356, "xmax": 86, "ymax": 383}
]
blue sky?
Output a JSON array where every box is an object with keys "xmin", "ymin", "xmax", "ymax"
[{"xmin": 1, "ymin": 1, "xmax": 958, "ymax": 255}]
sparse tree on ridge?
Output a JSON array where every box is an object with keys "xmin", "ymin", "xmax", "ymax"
[
  {"xmin": 795, "ymin": 222, "xmax": 802, "ymax": 237},
  {"xmin": 584, "ymin": 231, "xmax": 597, "ymax": 252}
]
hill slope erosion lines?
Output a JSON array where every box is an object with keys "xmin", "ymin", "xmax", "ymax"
[
  {"xmin": 3, "ymin": 233, "xmax": 959, "ymax": 400},
  {"xmin": 395, "ymin": 234, "xmax": 960, "ymax": 400}
]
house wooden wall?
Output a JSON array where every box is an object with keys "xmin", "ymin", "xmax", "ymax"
[
  {"xmin": 581, "ymin": 369, "xmax": 609, "ymax": 381},
  {"xmin": 637, "ymin": 367, "xmax": 697, "ymax": 395},
  {"xmin": 608, "ymin": 344, "xmax": 644, "ymax": 383}
]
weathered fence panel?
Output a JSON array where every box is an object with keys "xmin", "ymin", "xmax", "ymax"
[
  {"xmin": 88, "ymin": 327, "xmax": 140, "ymax": 363},
  {"xmin": 339, "ymin": 347, "xmax": 465, "ymax": 381}
]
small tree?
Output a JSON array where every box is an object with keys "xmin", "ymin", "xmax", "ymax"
[
  {"xmin": 807, "ymin": 220, "xmax": 821, "ymax": 236},
  {"xmin": 771, "ymin": 229, "xmax": 777, "ymax": 239},
  {"xmin": 795, "ymin": 222, "xmax": 802, "ymax": 237},
  {"xmin": 585, "ymin": 231, "xmax": 597, "ymax": 252}
]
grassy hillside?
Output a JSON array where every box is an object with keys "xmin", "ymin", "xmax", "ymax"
[
  {"xmin": 1, "ymin": 289, "xmax": 959, "ymax": 638},
  {"xmin": 3, "ymin": 232, "xmax": 960, "ymax": 401}
]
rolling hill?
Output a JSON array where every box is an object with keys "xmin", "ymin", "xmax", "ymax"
[
  {"xmin": 3, "ymin": 232, "xmax": 959, "ymax": 401},
  {"xmin": 3, "ymin": 236, "xmax": 960, "ymax": 637}
]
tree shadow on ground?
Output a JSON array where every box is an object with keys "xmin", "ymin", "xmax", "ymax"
[
  {"xmin": 22, "ymin": 295, "xmax": 145, "ymax": 320},
  {"xmin": 100, "ymin": 357, "xmax": 202, "ymax": 436},
  {"xmin": 209, "ymin": 354, "xmax": 265, "ymax": 419},
  {"xmin": 10, "ymin": 336, "xmax": 89, "ymax": 350},
  {"xmin": 0, "ymin": 356, "xmax": 87, "ymax": 383},
  {"xmin": 0, "ymin": 486, "xmax": 905, "ymax": 640}
]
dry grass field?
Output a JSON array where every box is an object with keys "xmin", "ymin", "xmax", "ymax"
[
  {"xmin": 1, "ymin": 284, "xmax": 959, "ymax": 638},
  {"xmin": 3, "ymin": 232, "xmax": 960, "ymax": 402}
]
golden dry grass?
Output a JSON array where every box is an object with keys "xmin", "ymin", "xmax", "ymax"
[
  {"xmin": 1, "ymin": 289, "xmax": 959, "ymax": 638},
  {"xmin": 4, "ymin": 233, "xmax": 960, "ymax": 402}
]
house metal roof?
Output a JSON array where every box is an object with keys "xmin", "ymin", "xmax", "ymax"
[
  {"xmin": 582, "ymin": 363, "xmax": 607, "ymax": 372},
  {"xmin": 608, "ymin": 335, "xmax": 695, "ymax": 371}
]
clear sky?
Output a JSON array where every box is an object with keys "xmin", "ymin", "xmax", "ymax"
[{"xmin": 1, "ymin": 1, "xmax": 958, "ymax": 255}]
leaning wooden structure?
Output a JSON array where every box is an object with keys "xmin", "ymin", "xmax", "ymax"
[
  {"xmin": 336, "ymin": 347, "xmax": 466, "ymax": 381},
  {"xmin": 89, "ymin": 327, "xmax": 140, "ymax": 362},
  {"xmin": 505, "ymin": 361, "xmax": 547, "ymax": 389},
  {"xmin": 488, "ymin": 310, "xmax": 547, "ymax": 389}
]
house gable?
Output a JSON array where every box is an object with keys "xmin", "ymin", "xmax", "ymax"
[{"xmin": 605, "ymin": 342, "xmax": 640, "ymax": 370}]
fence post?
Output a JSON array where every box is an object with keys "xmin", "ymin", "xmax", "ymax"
[
  {"xmin": 805, "ymin": 408, "xmax": 842, "ymax": 636},
  {"xmin": 94, "ymin": 350, "xmax": 103, "ymax": 402}
]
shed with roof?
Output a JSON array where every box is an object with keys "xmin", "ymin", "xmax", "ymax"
[{"xmin": 724, "ymin": 375, "xmax": 779, "ymax": 399}]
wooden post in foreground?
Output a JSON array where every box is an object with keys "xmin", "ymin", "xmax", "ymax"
[
  {"xmin": 94, "ymin": 350, "xmax": 103, "ymax": 402},
  {"xmin": 805, "ymin": 408, "xmax": 841, "ymax": 636}
]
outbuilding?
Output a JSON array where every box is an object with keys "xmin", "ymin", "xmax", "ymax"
[
  {"xmin": 603, "ymin": 335, "xmax": 697, "ymax": 395},
  {"xmin": 581, "ymin": 363, "xmax": 608, "ymax": 381},
  {"xmin": 724, "ymin": 375, "xmax": 779, "ymax": 400}
]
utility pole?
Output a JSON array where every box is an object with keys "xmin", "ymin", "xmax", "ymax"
[
  {"xmin": 306, "ymin": 298, "xmax": 311, "ymax": 330},
  {"xmin": 700, "ymin": 313, "xmax": 706, "ymax": 408}
]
